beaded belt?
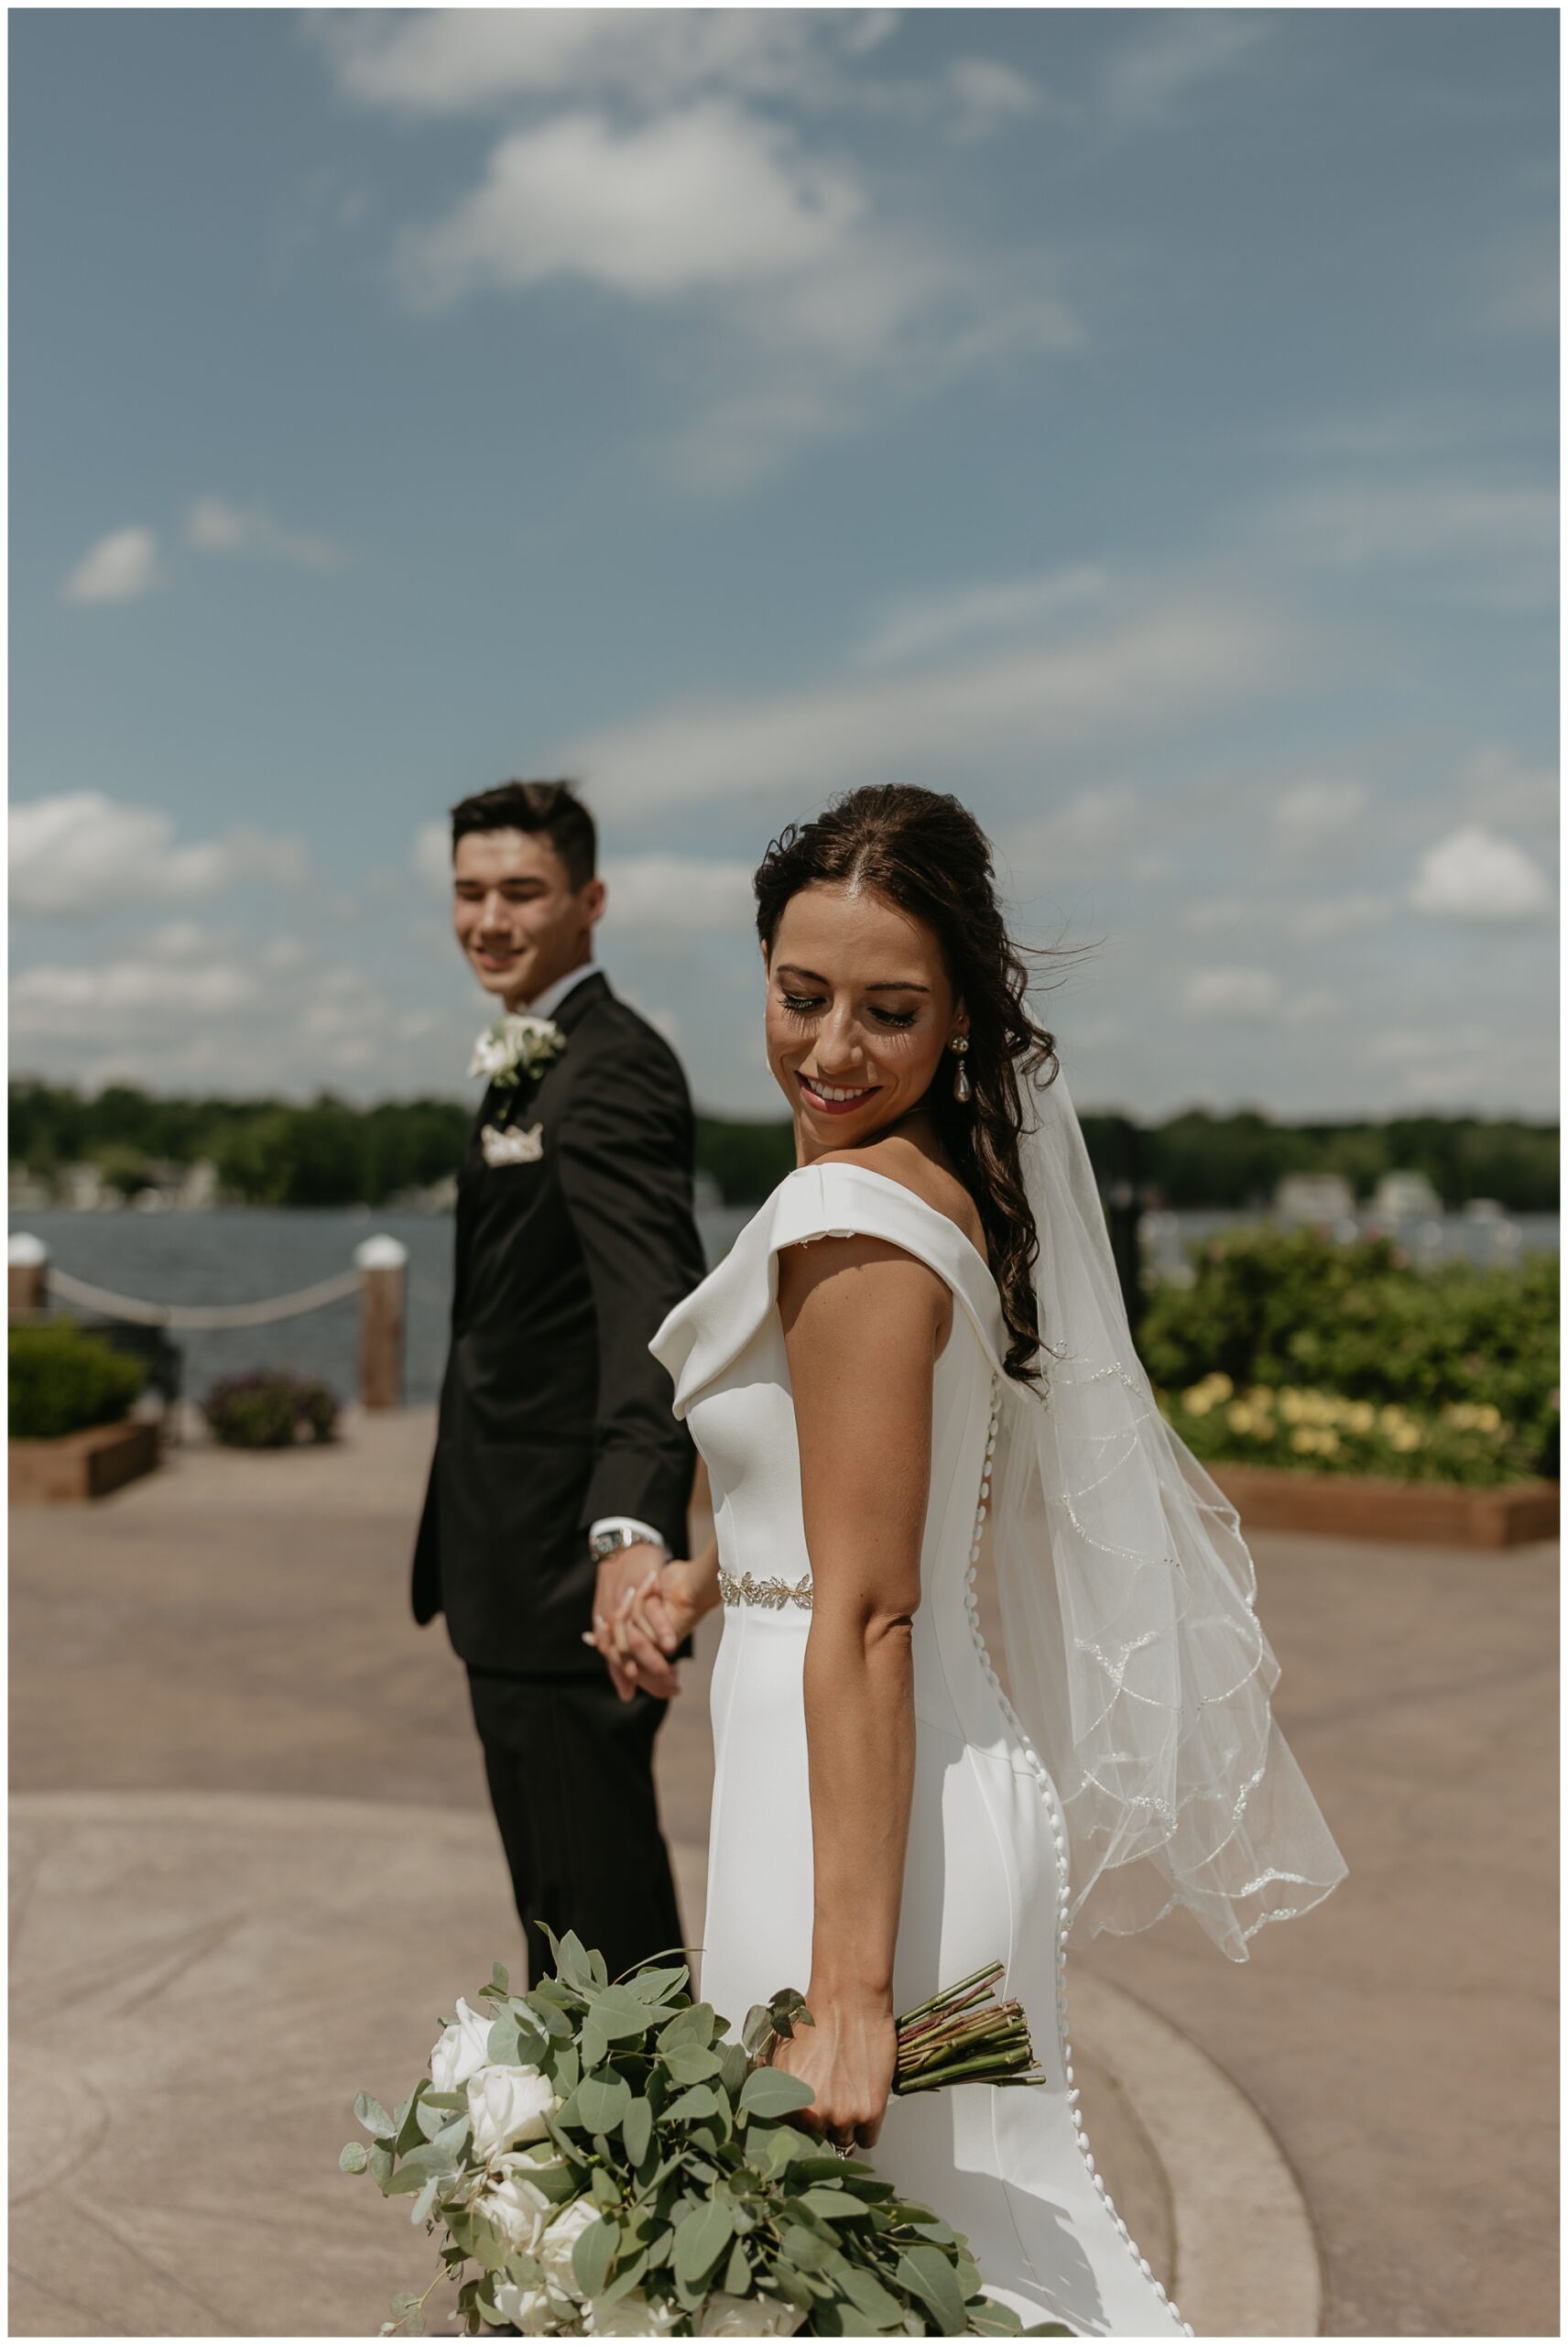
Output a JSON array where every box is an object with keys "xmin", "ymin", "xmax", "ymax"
[{"xmin": 719, "ymin": 1567, "xmax": 814, "ymax": 1612}]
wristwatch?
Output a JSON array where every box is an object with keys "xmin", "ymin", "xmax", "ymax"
[{"xmin": 588, "ymin": 1523, "xmax": 669, "ymax": 1568}]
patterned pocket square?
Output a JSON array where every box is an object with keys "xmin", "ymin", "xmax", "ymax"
[{"xmin": 481, "ymin": 1121, "xmax": 545, "ymax": 1168}]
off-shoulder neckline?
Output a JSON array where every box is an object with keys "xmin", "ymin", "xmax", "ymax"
[{"xmin": 788, "ymin": 1160, "xmax": 996, "ymax": 1295}]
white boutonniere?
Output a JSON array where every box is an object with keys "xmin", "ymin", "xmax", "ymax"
[
  {"xmin": 481, "ymin": 1122, "xmax": 545, "ymax": 1168},
  {"xmin": 469, "ymin": 1012, "xmax": 566, "ymax": 1092}
]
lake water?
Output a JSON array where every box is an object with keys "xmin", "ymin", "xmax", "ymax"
[{"xmin": 10, "ymin": 1203, "xmax": 1556, "ymax": 1412}]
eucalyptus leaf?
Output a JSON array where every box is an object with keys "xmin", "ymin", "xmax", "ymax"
[
  {"xmin": 593, "ymin": 1984, "xmax": 661, "ymax": 2038},
  {"xmin": 839, "ymin": 2265, "xmax": 904, "ymax": 2329},
  {"xmin": 625, "ymin": 1963, "xmax": 690, "ymax": 2003},
  {"xmin": 409, "ymin": 2176, "xmax": 439, "ymax": 2227},
  {"xmin": 967, "ymin": 2297, "xmax": 1028, "ymax": 2334},
  {"xmin": 622, "ymin": 2095, "xmax": 653, "ymax": 2167},
  {"xmin": 721, "ymin": 2238, "xmax": 750, "ymax": 2295},
  {"xmin": 355, "ymin": 2091, "xmax": 395, "ymax": 2138},
  {"xmin": 485, "ymin": 2015, "xmax": 521, "ymax": 2068},
  {"xmin": 339, "ymin": 2142, "xmax": 369, "ymax": 2173},
  {"xmin": 662, "ymin": 2082, "xmax": 725, "ymax": 2124},
  {"xmin": 896, "ymin": 2243, "xmax": 968, "ymax": 2338},
  {"xmin": 738, "ymin": 2067, "xmax": 817, "ymax": 2122},
  {"xmin": 577, "ymin": 2068, "xmax": 633, "ymax": 2132},
  {"xmin": 593, "ymin": 2250, "xmax": 651, "ymax": 2309},
  {"xmin": 658, "ymin": 2003, "xmax": 716, "ymax": 2054},
  {"xmin": 553, "ymin": 1929, "xmax": 594, "ymax": 1991},
  {"xmin": 580, "ymin": 2019, "xmax": 609, "ymax": 2073},
  {"xmin": 662, "ymin": 2043, "xmax": 723, "ymax": 2087},
  {"xmin": 671, "ymin": 2196, "xmax": 735, "ymax": 2287},
  {"xmin": 800, "ymin": 2186, "xmax": 870, "ymax": 2220},
  {"xmin": 572, "ymin": 2214, "xmax": 619, "ymax": 2299}
]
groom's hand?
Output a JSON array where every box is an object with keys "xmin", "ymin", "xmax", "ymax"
[{"xmin": 592, "ymin": 1544, "xmax": 667, "ymax": 1701}]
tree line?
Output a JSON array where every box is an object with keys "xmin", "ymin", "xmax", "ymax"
[
  {"xmin": 8, "ymin": 1079, "xmax": 1559, "ymax": 1213},
  {"xmin": 8, "ymin": 1078, "xmax": 1556, "ymax": 1219}
]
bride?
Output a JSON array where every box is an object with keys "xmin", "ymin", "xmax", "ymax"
[{"xmin": 592, "ymin": 785, "xmax": 1345, "ymax": 2336}]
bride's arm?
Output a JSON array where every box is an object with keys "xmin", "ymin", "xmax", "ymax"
[{"xmin": 772, "ymin": 1232, "xmax": 949, "ymax": 2149}]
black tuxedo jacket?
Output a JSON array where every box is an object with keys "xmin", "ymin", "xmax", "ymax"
[{"xmin": 412, "ymin": 972, "xmax": 707, "ymax": 1676}]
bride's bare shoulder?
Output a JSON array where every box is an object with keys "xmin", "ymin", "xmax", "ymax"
[{"xmin": 815, "ymin": 1133, "xmax": 986, "ymax": 1260}]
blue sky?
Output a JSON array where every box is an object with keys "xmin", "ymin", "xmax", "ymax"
[{"xmin": 10, "ymin": 7, "xmax": 1558, "ymax": 1118}]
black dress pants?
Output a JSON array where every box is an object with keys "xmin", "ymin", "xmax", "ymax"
[{"xmin": 466, "ymin": 1667, "xmax": 684, "ymax": 1989}]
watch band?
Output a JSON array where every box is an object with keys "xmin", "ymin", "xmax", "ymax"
[{"xmin": 589, "ymin": 1523, "xmax": 669, "ymax": 1567}]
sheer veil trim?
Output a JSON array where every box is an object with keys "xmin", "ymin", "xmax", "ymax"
[{"xmin": 992, "ymin": 1067, "xmax": 1348, "ymax": 1961}]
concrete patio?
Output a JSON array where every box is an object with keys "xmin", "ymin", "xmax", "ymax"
[{"xmin": 9, "ymin": 1409, "xmax": 1557, "ymax": 2336}]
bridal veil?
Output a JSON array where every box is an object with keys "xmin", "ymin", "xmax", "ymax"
[{"xmin": 990, "ymin": 1067, "xmax": 1348, "ymax": 1961}]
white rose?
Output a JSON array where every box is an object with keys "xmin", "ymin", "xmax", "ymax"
[
  {"xmin": 697, "ymin": 2295, "xmax": 804, "ymax": 2338},
  {"xmin": 470, "ymin": 1031, "xmax": 509, "ymax": 1081},
  {"xmin": 430, "ymin": 1997, "xmax": 494, "ymax": 2093},
  {"xmin": 475, "ymin": 2155, "xmax": 554, "ymax": 2255},
  {"xmin": 585, "ymin": 2289, "xmax": 681, "ymax": 2336},
  {"xmin": 467, "ymin": 2064, "xmax": 558, "ymax": 2160},
  {"xmin": 539, "ymin": 2197, "xmax": 600, "ymax": 2301},
  {"xmin": 491, "ymin": 2276, "xmax": 574, "ymax": 2335}
]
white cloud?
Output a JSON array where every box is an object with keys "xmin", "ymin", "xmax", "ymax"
[
  {"xmin": 1268, "ymin": 480, "xmax": 1556, "ymax": 605},
  {"xmin": 1182, "ymin": 898, "xmax": 1257, "ymax": 936},
  {"xmin": 186, "ymin": 496, "xmax": 349, "ymax": 571},
  {"xmin": 61, "ymin": 526, "xmax": 162, "ymax": 606},
  {"xmin": 1288, "ymin": 893, "xmax": 1393, "ymax": 941},
  {"xmin": 397, "ymin": 104, "xmax": 864, "ymax": 310},
  {"xmin": 1409, "ymin": 825, "xmax": 1554, "ymax": 925},
  {"xmin": 946, "ymin": 57, "xmax": 1040, "ymax": 142},
  {"xmin": 1007, "ymin": 788, "xmax": 1145, "ymax": 889},
  {"xmin": 568, "ymin": 596, "xmax": 1301, "ymax": 818},
  {"xmin": 604, "ymin": 854, "xmax": 756, "ymax": 933},
  {"xmin": 10, "ymin": 791, "xmax": 308, "ymax": 915},
  {"xmin": 855, "ymin": 567, "xmax": 1109, "ymax": 669},
  {"xmin": 1102, "ymin": 16, "xmax": 1270, "ymax": 129},
  {"xmin": 1279, "ymin": 988, "xmax": 1349, "ymax": 1028},
  {"xmin": 1182, "ymin": 966, "xmax": 1282, "ymax": 1019},
  {"xmin": 1273, "ymin": 779, "xmax": 1367, "ymax": 845},
  {"xmin": 413, "ymin": 820, "xmax": 451, "ymax": 889},
  {"xmin": 317, "ymin": 9, "xmax": 891, "ymax": 117},
  {"xmin": 12, "ymin": 958, "xmax": 259, "ymax": 1039},
  {"xmin": 1457, "ymin": 746, "xmax": 1558, "ymax": 831}
]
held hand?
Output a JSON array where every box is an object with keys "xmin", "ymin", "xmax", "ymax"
[
  {"xmin": 589, "ymin": 1556, "xmax": 716, "ymax": 1702},
  {"xmin": 769, "ymin": 1984, "xmax": 897, "ymax": 2152},
  {"xmin": 590, "ymin": 1543, "xmax": 667, "ymax": 1703}
]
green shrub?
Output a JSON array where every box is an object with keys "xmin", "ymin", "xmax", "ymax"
[
  {"xmin": 1143, "ymin": 1227, "xmax": 1559, "ymax": 1484},
  {"xmin": 9, "ymin": 1323, "xmax": 147, "ymax": 1440},
  {"xmin": 203, "ymin": 1370, "xmax": 340, "ymax": 1449}
]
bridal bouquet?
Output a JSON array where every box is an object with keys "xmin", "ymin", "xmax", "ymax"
[{"xmin": 343, "ymin": 1931, "xmax": 1065, "ymax": 2339}]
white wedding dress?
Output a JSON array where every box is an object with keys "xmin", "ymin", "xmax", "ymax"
[{"xmin": 652, "ymin": 1161, "xmax": 1191, "ymax": 2337}]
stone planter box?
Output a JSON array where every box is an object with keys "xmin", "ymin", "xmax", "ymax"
[
  {"xmin": 1209, "ymin": 1462, "xmax": 1559, "ymax": 1550},
  {"xmin": 10, "ymin": 1420, "xmax": 159, "ymax": 1504}
]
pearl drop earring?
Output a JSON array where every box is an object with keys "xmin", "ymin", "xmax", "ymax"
[{"xmin": 951, "ymin": 1037, "xmax": 971, "ymax": 1104}]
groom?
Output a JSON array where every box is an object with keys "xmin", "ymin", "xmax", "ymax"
[{"xmin": 412, "ymin": 778, "xmax": 706, "ymax": 1984}]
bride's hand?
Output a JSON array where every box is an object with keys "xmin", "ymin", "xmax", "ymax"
[
  {"xmin": 589, "ymin": 1558, "xmax": 713, "ymax": 1703},
  {"xmin": 768, "ymin": 1986, "xmax": 897, "ymax": 2152}
]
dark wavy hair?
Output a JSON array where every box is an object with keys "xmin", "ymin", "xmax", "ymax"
[{"xmin": 754, "ymin": 785, "xmax": 1057, "ymax": 1383}]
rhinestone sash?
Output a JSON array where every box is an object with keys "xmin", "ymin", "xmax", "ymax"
[{"xmin": 718, "ymin": 1567, "xmax": 814, "ymax": 1612}]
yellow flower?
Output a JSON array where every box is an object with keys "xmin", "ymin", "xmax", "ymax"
[
  {"xmin": 1390, "ymin": 1424, "xmax": 1423, "ymax": 1453},
  {"xmin": 1210, "ymin": 1373, "xmax": 1235, "ymax": 1402},
  {"xmin": 1280, "ymin": 1392, "xmax": 1305, "ymax": 1424},
  {"xmin": 1184, "ymin": 1388, "xmax": 1214, "ymax": 1417},
  {"xmin": 1227, "ymin": 1403, "xmax": 1257, "ymax": 1434},
  {"xmin": 1475, "ymin": 1404, "xmax": 1501, "ymax": 1434},
  {"xmin": 1319, "ymin": 1430, "xmax": 1340, "ymax": 1456},
  {"xmin": 1290, "ymin": 1428, "xmax": 1318, "ymax": 1455},
  {"xmin": 1379, "ymin": 1404, "xmax": 1406, "ymax": 1434},
  {"xmin": 1347, "ymin": 1402, "xmax": 1376, "ymax": 1434}
]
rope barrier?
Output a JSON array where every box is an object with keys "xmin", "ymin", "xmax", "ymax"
[{"xmin": 46, "ymin": 1265, "xmax": 364, "ymax": 1332}]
